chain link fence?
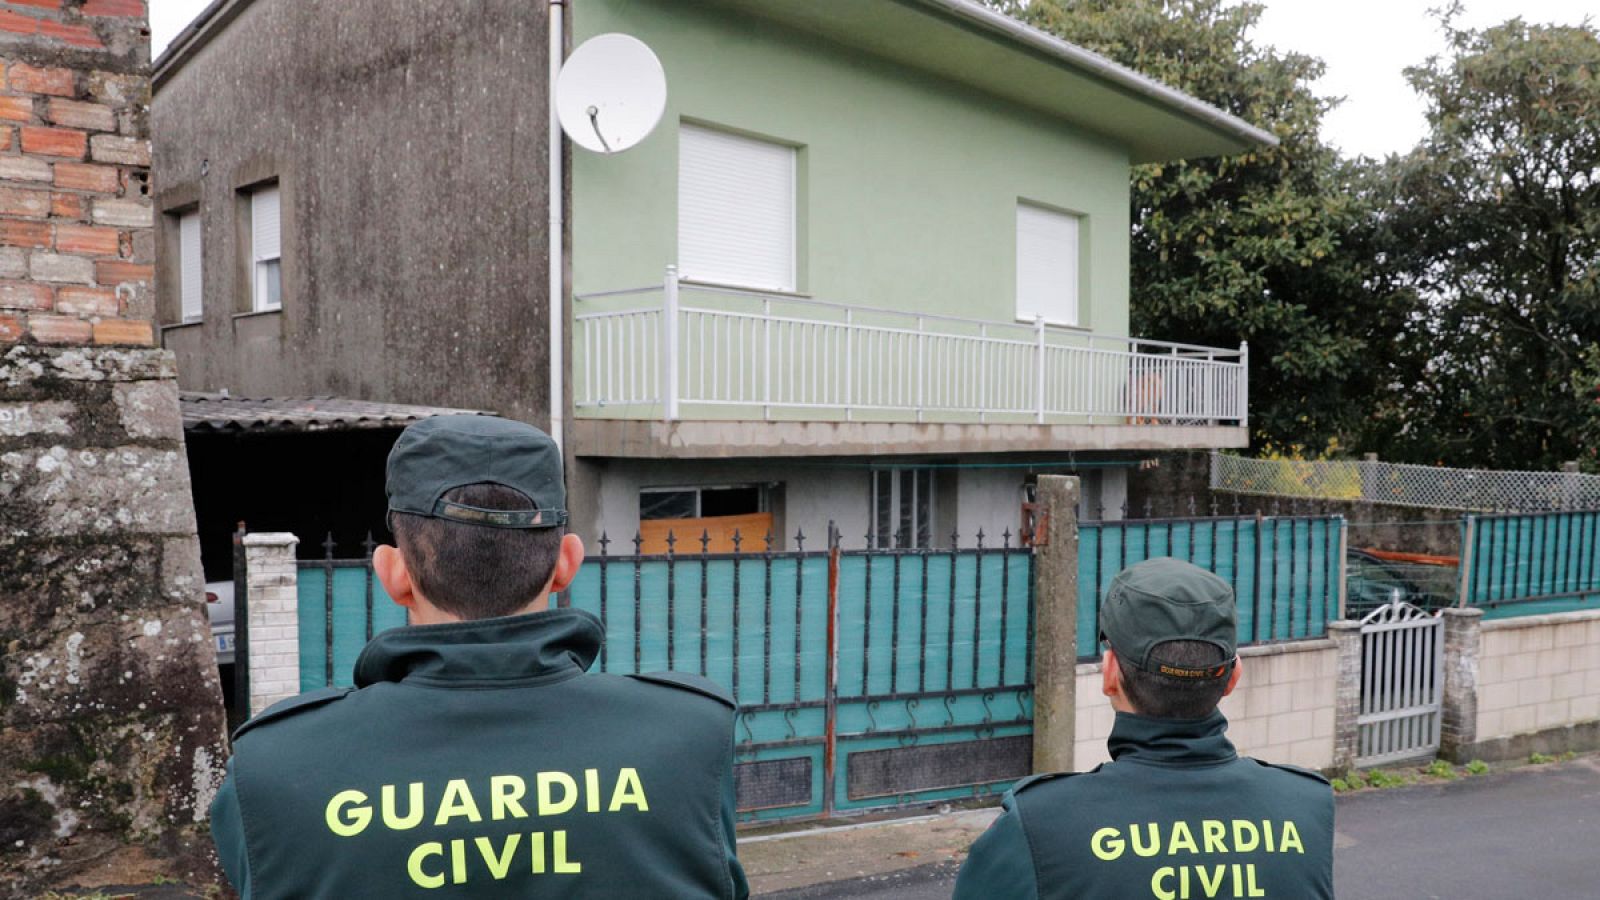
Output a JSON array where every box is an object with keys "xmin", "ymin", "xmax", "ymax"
[{"xmin": 1211, "ymin": 453, "xmax": 1600, "ymax": 512}]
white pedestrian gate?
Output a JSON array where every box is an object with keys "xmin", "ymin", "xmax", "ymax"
[{"xmin": 1357, "ymin": 599, "xmax": 1443, "ymax": 766}]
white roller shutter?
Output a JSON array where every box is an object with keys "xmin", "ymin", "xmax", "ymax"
[
  {"xmin": 178, "ymin": 210, "xmax": 202, "ymax": 322},
  {"xmin": 251, "ymin": 185, "xmax": 280, "ymax": 263},
  {"xmin": 678, "ymin": 124, "xmax": 795, "ymax": 291},
  {"xmin": 1015, "ymin": 202, "xmax": 1079, "ymax": 326}
]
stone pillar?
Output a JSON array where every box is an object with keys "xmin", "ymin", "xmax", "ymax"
[
  {"xmin": 0, "ymin": 2, "xmax": 227, "ymax": 891},
  {"xmin": 1032, "ymin": 474, "xmax": 1080, "ymax": 774},
  {"xmin": 242, "ymin": 533, "xmax": 302, "ymax": 716},
  {"xmin": 1328, "ymin": 620, "xmax": 1362, "ymax": 772},
  {"xmin": 1439, "ymin": 607, "xmax": 1483, "ymax": 762}
]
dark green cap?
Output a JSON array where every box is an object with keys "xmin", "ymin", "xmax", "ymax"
[
  {"xmin": 386, "ymin": 415, "xmax": 567, "ymax": 529},
  {"xmin": 1099, "ymin": 557, "xmax": 1236, "ymax": 679}
]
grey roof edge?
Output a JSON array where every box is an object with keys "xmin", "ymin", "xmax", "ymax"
[
  {"xmin": 910, "ymin": 0, "xmax": 1280, "ymax": 149},
  {"xmin": 180, "ymin": 392, "xmax": 492, "ymax": 433},
  {"xmin": 152, "ymin": 0, "xmax": 250, "ymax": 89}
]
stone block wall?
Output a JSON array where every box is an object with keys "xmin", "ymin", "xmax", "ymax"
[
  {"xmin": 1465, "ymin": 609, "xmax": 1600, "ymax": 761},
  {"xmin": 0, "ymin": 1, "xmax": 226, "ymax": 891},
  {"xmin": 1072, "ymin": 639, "xmax": 1338, "ymax": 772}
]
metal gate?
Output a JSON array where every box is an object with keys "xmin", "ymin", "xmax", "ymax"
[{"xmin": 1357, "ymin": 598, "xmax": 1442, "ymax": 765}]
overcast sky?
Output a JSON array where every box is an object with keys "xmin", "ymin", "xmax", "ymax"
[{"xmin": 150, "ymin": 0, "xmax": 1595, "ymax": 160}]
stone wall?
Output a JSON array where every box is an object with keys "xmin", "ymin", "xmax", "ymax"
[
  {"xmin": 0, "ymin": 0, "xmax": 227, "ymax": 891},
  {"xmin": 1072, "ymin": 638, "xmax": 1338, "ymax": 772}
]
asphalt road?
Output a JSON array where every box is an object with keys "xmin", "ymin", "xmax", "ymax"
[{"xmin": 762, "ymin": 756, "xmax": 1600, "ymax": 899}]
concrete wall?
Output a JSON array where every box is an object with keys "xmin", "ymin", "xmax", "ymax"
[
  {"xmin": 1469, "ymin": 610, "xmax": 1600, "ymax": 760},
  {"xmin": 0, "ymin": 2, "xmax": 228, "ymax": 890},
  {"xmin": 151, "ymin": 0, "xmax": 552, "ymax": 425},
  {"xmin": 1073, "ymin": 639, "xmax": 1338, "ymax": 772},
  {"xmin": 571, "ymin": 0, "xmax": 1131, "ymax": 333},
  {"xmin": 586, "ymin": 458, "xmax": 1046, "ymax": 551}
]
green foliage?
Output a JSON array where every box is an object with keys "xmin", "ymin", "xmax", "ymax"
[
  {"xmin": 1372, "ymin": 12, "xmax": 1600, "ymax": 469},
  {"xmin": 1466, "ymin": 759, "xmax": 1490, "ymax": 776},
  {"xmin": 988, "ymin": 0, "xmax": 1408, "ymax": 452},
  {"xmin": 1424, "ymin": 759, "xmax": 1458, "ymax": 779},
  {"xmin": 1529, "ymin": 751, "xmax": 1556, "ymax": 764},
  {"xmin": 1363, "ymin": 768, "xmax": 1411, "ymax": 789},
  {"xmin": 1329, "ymin": 777, "xmax": 1350, "ymax": 792}
]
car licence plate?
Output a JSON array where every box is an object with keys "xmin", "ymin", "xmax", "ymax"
[{"xmin": 216, "ymin": 634, "xmax": 235, "ymax": 653}]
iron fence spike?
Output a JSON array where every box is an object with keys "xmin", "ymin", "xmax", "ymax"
[
  {"xmin": 633, "ymin": 531, "xmax": 643, "ymax": 553},
  {"xmin": 599, "ymin": 531, "xmax": 611, "ymax": 555},
  {"xmin": 795, "ymin": 527, "xmax": 806, "ymax": 552},
  {"xmin": 732, "ymin": 529, "xmax": 742, "ymax": 552},
  {"xmin": 1002, "ymin": 528, "xmax": 1012, "ymax": 548},
  {"xmin": 976, "ymin": 527, "xmax": 986, "ymax": 549},
  {"xmin": 764, "ymin": 530, "xmax": 774, "ymax": 552},
  {"xmin": 700, "ymin": 529, "xmax": 710, "ymax": 552}
]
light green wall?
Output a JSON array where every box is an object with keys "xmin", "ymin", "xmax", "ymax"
[{"xmin": 572, "ymin": 0, "xmax": 1130, "ymax": 334}]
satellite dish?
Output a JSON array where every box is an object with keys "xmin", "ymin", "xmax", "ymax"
[{"xmin": 556, "ymin": 33, "xmax": 667, "ymax": 154}]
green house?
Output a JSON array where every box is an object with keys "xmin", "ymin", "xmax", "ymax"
[{"xmin": 568, "ymin": 0, "xmax": 1272, "ymax": 550}]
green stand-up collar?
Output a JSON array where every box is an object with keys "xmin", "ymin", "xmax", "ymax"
[
  {"xmin": 353, "ymin": 607, "xmax": 603, "ymax": 688},
  {"xmin": 1106, "ymin": 709, "xmax": 1237, "ymax": 766}
]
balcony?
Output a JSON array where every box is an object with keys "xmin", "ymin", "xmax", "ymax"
[{"xmin": 571, "ymin": 268, "xmax": 1249, "ymax": 459}]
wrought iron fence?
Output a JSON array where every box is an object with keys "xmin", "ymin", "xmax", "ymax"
[
  {"xmin": 1211, "ymin": 452, "xmax": 1600, "ymax": 511},
  {"xmin": 1078, "ymin": 514, "xmax": 1344, "ymax": 658},
  {"xmin": 1460, "ymin": 510, "xmax": 1600, "ymax": 617},
  {"xmin": 292, "ymin": 533, "xmax": 403, "ymax": 691}
]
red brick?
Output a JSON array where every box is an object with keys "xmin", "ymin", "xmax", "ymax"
[
  {"xmin": 50, "ymin": 191, "xmax": 83, "ymax": 219},
  {"xmin": 7, "ymin": 62, "xmax": 74, "ymax": 97},
  {"xmin": 53, "ymin": 161, "xmax": 118, "ymax": 193},
  {"xmin": 46, "ymin": 98, "xmax": 113, "ymax": 132},
  {"xmin": 0, "ymin": 280, "xmax": 52, "ymax": 310},
  {"xmin": 94, "ymin": 258, "xmax": 149, "ymax": 286},
  {"xmin": 0, "ymin": 185, "xmax": 49, "ymax": 217},
  {"xmin": 9, "ymin": 0, "xmax": 64, "ymax": 9},
  {"xmin": 82, "ymin": 0, "xmax": 142, "ymax": 15},
  {"xmin": 55, "ymin": 284, "xmax": 116, "ymax": 316},
  {"xmin": 0, "ymin": 126, "xmax": 12, "ymax": 150},
  {"xmin": 0, "ymin": 218, "xmax": 50, "ymax": 248},
  {"xmin": 30, "ymin": 313, "xmax": 90, "ymax": 343},
  {"xmin": 0, "ymin": 10, "xmax": 39, "ymax": 36},
  {"xmin": 0, "ymin": 96, "xmax": 33, "ymax": 123},
  {"xmin": 54, "ymin": 223, "xmax": 117, "ymax": 256},
  {"xmin": 0, "ymin": 312, "xmax": 20, "ymax": 341},
  {"xmin": 37, "ymin": 19, "xmax": 102, "ymax": 49},
  {"xmin": 92, "ymin": 317, "xmax": 149, "ymax": 345},
  {"xmin": 21, "ymin": 126, "xmax": 85, "ymax": 158}
]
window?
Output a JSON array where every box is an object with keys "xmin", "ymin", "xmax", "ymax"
[
  {"xmin": 1016, "ymin": 202, "xmax": 1080, "ymax": 327},
  {"xmin": 640, "ymin": 484, "xmax": 766, "ymax": 520},
  {"xmin": 250, "ymin": 184, "xmax": 281, "ymax": 312},
  {"xmin": 873, "ymin": 468, "xmax": 935, "ymax": 549},
  {"xmin": 678, "ymin": 123, "xmax": 795, "ymax": 291},
  {"xmin": 177, "ymin": 209, "xmax": 202, "ymax": 323}
]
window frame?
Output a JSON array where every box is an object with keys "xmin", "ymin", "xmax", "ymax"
[
  {"xmin": 248, "ymin": 182, "xmax": 282, "ymax": 313},
  {"xmin": 871, "ymin": 467, "xmax": 936, "ymax": 549},
  {"xmin": 1014, "ymin": 200, "xmax": 1083, "ymax": 328},
  {"xmin": 176, "ymin": 208, "xmax": 203, "ymax": 324},
  {"xmin": 677, "ymin": 122, "xmax": 799, "ymax": 293},
  {"xmin": 639, "ymin": 483, "xmax": 770, "ymax": 520}
]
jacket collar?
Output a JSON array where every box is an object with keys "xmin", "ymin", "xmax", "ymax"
[
  {"xmin": 353, "ymin": 608, "xmax": 603, "ymax": 688},
  {"xmin": 1106, "ymin": 709, "xmax": 1237, "ymax": 765}
]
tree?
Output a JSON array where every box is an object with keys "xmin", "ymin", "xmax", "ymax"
[
  {"xmin": 1376, "ymin": 15, "xmax": 1600, "ymax": 470},
  {"xmin": 990, "ymin": 0, "xmax": 1406, "ymax": 454}
]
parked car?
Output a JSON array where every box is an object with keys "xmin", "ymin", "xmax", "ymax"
[
  {"xmin": 206, "ymin": 580, "xmax": 235, "ymax": 666},
  {"xmin": 1345, "ymin": 548, "xmax": 1456, "ymax": 619}
]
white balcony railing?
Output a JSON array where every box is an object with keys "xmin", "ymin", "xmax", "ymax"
[{"xmin": 575, "ymin": 266, "xmax": 1248, "ymax": 427}]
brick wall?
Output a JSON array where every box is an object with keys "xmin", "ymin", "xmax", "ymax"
[
  {"xmin": 1471, "ymin": 610, "xmax": 1600, "ymax": 758},
  {"xmin": 242, "ymin": 533, "xmax": 302, "ymax": 714},
  {"xmin": 1073, "ymin": 639, "xmax": 1339, "ymax": 772},
  {"xmin": 0, "ymin": 0, "xmax": 152, "ymax": 348},
  {"xmin": 0, "ymin": 0, "xmax": 226, "ymax": 891}
]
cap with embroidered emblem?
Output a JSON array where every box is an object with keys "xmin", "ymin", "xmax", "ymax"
[
  {"xmin": 1099, "ymin": 557, "xmax": 1236, "ymax": 678},
  {"xmin": 385, "ymin": 415, "xmax": 567, "ymax": 529}
]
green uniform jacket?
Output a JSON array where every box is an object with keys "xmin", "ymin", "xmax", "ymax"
[
  {"xmin": 954, "ymin": 711, "xmax": 1333, "ymax": 899},
  {"xmin": 210, "ymin": 608, "xmax": 748, "ymax": 899}
]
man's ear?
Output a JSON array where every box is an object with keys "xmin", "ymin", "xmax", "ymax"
[
  {"xmin": 546, "ymin": 532, "xmax": 586, "ymax": 594},
  {"xmin": 373, "ymin": 545, "xmax": 417, "ymax": 612},
  {"xmin": 1101, "ymin": 647, "xmax": 1123, "ymax": 700},
  {"xmin": 1222, "ymin": 657, "xmax": 1243, "ymax": 698}
]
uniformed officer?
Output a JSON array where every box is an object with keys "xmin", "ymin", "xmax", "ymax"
[
  {"xmin": 209, "ymin": 415, "xmax": 748, "ymax": 899},
  {"xmin": 953, "ymin": 557, "xmax": 1334, "ymax": 899}
]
